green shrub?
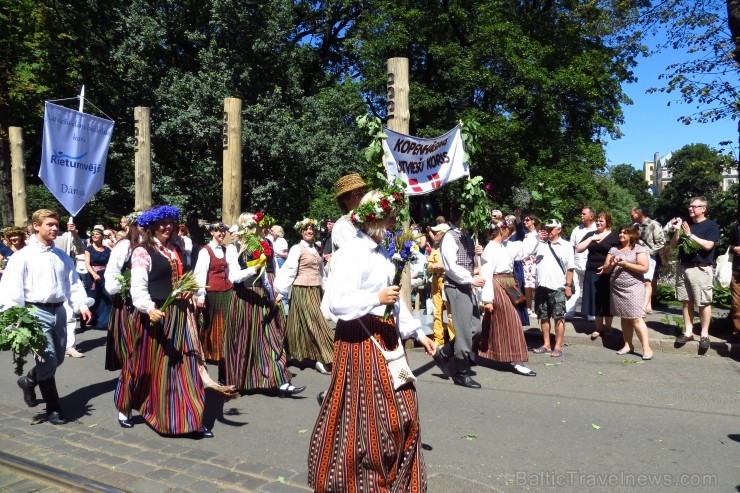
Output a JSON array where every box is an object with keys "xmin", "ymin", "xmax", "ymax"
[
  {"xmin": 713, "ymin": 285, "xmax": 731, "ymax": 308},
  {"xmin": 655, "ymin": 283, "xmax": 676, "ymax": 303}
]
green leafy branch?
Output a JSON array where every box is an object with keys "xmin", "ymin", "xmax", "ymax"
[
  {"xmin": 460, "ymin": 176, "xmax": 491, "ymax": 235},
  {"xmin": 356, "ymin": 114, "xmax": 388, "ymax": 190},
  {"xmin": 0, "ymin": 306, "xmax": 46, "ymax": 375},
  {"xmin": 678, "ymin": 231, "xmax": 702, "ymax": 256}
]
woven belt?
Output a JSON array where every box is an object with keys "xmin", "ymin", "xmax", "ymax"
[{"xmin": 28, "ymin": 301, "xmax": 64, "ymax": 308}]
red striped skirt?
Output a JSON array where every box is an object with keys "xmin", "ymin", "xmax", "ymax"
[
  {"xmin": 113, "ymin": 295, "xmax": 143, "ymax": 415},
  {"xmin": 199, "ymin": 289, "xmax": 232, "ymax": 362},
  {"xmin": 475, "ymin": 274, "xmax": 529, "ymax": 363},
  {"xmin": 308, "ymin": 315, "xmax": 426, "ymax": 492}
]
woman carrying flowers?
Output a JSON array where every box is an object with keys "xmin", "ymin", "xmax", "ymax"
[
  {"xmin": 273, "ymin": 218, "xmax": 333, "ymax": 374},
  {"xmin": 308, "ymin": 188, "xmax": 437, "ymax": 493},
  {"xmin": 223, "ymin": 212, "xmax": 305, "ymax": 397},
  {"xmin": 129, "ymin": 205, "xmax": 211, "ymax": 436},
  {"xmin": 193, "ymin": 223, "xmax": 233, "ymax": 369}
]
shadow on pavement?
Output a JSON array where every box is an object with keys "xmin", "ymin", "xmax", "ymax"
[{"xmin": 61, "ymin": 377, "xmax": 118, "ymax": 421}]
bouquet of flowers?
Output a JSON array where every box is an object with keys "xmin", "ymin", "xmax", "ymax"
[
  {"xmin": 150, "ymin": 271, "xmax": 205, "ymax": 326},
  {"xmin": 384, "ymin": 228, "xmax": 420, "ymax": 321},
  {"xmin": 0, "ymin": 306, "xmax": 46, "ymax": 375},
  {"xmin": 664, "ymin": 218, "xmax": 702, "ymax": 256},
  {"xmin": 113, "ymin": 269, "xmax": 131, "ymax": 299},
  {"xmin": 238, "ymin": 232, "xmax": 273, "ymax": 283}
]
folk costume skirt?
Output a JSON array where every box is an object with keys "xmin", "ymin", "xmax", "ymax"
[
  {"xmin": 113, "ymin": 296, "xmax": 143, "ymax": 415},
  {"xmin": 105, "ymin": 294, "xmax": 127, "ymax": 371},
  {"xmin": 223, "ymin": 283, "xmax": 291, "ymax": 391},
  {"xmin": 475, "ymin": 275, "xmax": 529, "ymax": 363},
  {"xmin": 199, "ymin": 289, "xmax": 232, "ymax": 362},
  {"xmin": 308, "ymin": 315, "xmax": 427, "ymax": 493},
  {"xmin": 266, "ymin": 271, "xmax": 288, "ymax": 338},
  {"xmin": 132, "ymin": 299, "xmax": 205, "ymax": 435},
  {"xmin": 284, "ymin": 285, "xmax": 334, "ymax": 364}
]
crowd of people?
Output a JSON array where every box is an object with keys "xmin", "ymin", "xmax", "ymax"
[{"xmin": 0, "ymin": 176, "xmax": 737, "ymax": 492}]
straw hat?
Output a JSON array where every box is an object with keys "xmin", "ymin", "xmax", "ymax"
[{"xmin": 334, "ymin": 173, "xmax": 368, "ymax": 199}]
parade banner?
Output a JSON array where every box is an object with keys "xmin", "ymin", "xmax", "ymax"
[
  {"xmin": 383, "ymin": 125, "xmax": 468, "ymax": 195},
  {"xmin": 39, "ymin": 102, "xmax": 115, "ymax": 216}
]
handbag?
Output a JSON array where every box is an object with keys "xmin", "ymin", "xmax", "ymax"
[
  {"xmin": 714, "ymin": 247, "xmax": 733, "ymax": 288},
  {"xmin": 358, "ymin": 318, "xmax": 417, "ymax": 390},
  {"xmin": 503, "ymin": 282, "xmax": 526, "ymax": 305}
]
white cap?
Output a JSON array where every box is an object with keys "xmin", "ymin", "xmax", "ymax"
[
  {"xmin": 544, "ymin": 219, "xmax": 562, "ymax": 229},
  {"xmin": 430, "ymin": 223, "xmax": 450, "ymax": 233},
  {"xmin": 228, "ymin": 225, "xmax": 239, "ymax": 233}
]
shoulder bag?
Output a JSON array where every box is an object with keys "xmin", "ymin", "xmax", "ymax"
[{"xmin": 358, "ymin": 318, "xmax": 417, "ymax": 390}]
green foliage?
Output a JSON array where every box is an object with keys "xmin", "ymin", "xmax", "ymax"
[
  {"xmin": 0, "ymin": 305, "xmax": 46, "ymax": 375},
  {"xmin": 609, "ymin": 164, "xmax": 655, "ymax": 212},
  {"xmin": 655, "ymin": 283, "xmax": 677, "ymax": 303},
  {"xmin": 712, "ymin": 284, "xmax": 731, "ymax": 308},
  {"xmin": 459, "ymin": 176, "xmax": 491, "ymax": 234},
  {"xmin": 655, "ymin": 143, "xmax": 729, "ymax": 223}
]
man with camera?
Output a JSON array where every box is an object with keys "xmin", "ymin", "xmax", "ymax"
[{"xmin": 670, "ymin": 197, "xmax": 719, "ymax": 349}]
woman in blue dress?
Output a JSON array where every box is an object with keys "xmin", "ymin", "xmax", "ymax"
[{"xmin": 84, "ymin": 226, "xmax": 113, "ymax": 329}]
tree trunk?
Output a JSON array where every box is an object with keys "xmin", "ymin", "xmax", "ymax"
[{"xmin": 0, "ymin": 122, "xmax": 13, "ymax": 225}]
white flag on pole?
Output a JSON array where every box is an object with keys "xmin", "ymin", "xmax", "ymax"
[
  {"xmin": 39, "ymin": 102, "xmax": 115, "ymax": 216},
  {"xmin": 383, "ymin": 125, "xmax": 468, "ymax": 195}
]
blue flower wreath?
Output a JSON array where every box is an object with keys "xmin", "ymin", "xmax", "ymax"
[{"xmin": 137, "ymin": 205, "xmax": 180, "ymax": 229}]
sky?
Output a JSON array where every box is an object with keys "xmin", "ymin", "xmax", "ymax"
[{"xmin": 604, "ymin": 40, "xmax": 737, "ymax": 172}]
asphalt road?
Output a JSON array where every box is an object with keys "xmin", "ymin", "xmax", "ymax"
[{"xmin": 0, "ymin": 327, "xmax": 738, "ymax": 492}]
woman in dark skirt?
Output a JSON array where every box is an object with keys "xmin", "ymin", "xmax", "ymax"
[
  {"xmin": 223, "ymin": 211, "xmax": 305, "ymax": 397},
  {"xmin": 274, "ymin": 218, "xmax": 334, "ymax": 374},
  {"xmin": 193, "ymin": 222, "xmax": 233, "ymax": 368},
  {"xmin": 475, "ymin": 221, "xmax": 538, "ymax": 377},
  {"xmin": 308, "ymin": 189, "xmax": 436, "ymax": 493},
  {"xmin": 104, "ymin": 213, "xmax": 143, "ymax": 425},
  {"xmin": 84, "ymin": 226, "xmax": 112, "ymax": 330},
  {"xmin": 576, "ymin": 211, "xmax": 620, "ymax": 339}
]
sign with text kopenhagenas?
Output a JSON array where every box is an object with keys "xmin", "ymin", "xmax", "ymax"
[
  {"xmin": 39, "ymin": 102, "xmax": 115, "ymax": 216},
  {"xmin": 383, "ymin": 125, "xmax": 468, "ymax": 195}
]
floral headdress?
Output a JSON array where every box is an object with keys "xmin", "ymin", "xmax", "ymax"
[
  {"xmin": 349, "ymin": 185, "xmax": 406, "ymax": 225},
  {"xmin": 205, "ymin": 222, "xmax": 228, "ymax": 232},
  {"xmin": 294, "ymin": 218, "xmax": 318, "ymax": 232},
  {"xmin": 137, "ymin": 205, "xmax": 180, "ymax": 229},
  {"xmin": 127, "ymin": 210, "xmax": 144, "ymax": 224},
  {"xmin": 2, "ymin": 226, "xmax": 24, "ymax": 238},
  {"xmin": 258, "ymin": 212, "xmax": 276, "ymax": 228},
  {"xmin": 238, "ymin": 211, "xmax": 265, "ymax": 231},
  {"xmin": 489, "ymin": 220, "xmax": 513, "ymax": 230}
]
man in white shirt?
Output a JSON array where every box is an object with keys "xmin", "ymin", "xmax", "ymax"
[
  {"xmin": 565, "ymin": 207, "xmax": 595, "ymax": 320},
  {"xmin": 0, "ymin": 209, "xmax": 92, "ymax": 424},
  {"xmin": 532, "ymin": 219, "xmax": 574, "ymax": 358},
  {"xmin": 438, "ymin": 207, "xmax": 486, "ymax": 389}
]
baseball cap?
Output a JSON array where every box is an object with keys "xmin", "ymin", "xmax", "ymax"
[
  {"xmin": 228, "ymin": 224, "xmax": 239, "ymax": 233},
  {"xmin": 544, "ymin": 219, "xmax": 562, "ymax": 229},
  {"xmin": 430, "ymin": 223, "xmax": 450, "ymax": 233}
]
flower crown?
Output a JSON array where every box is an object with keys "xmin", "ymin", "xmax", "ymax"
[
  {"xmin": 137, "ymin": 205, "xmax": 180, "ymax": 229},
  {"xmin": 294, "ymin": 217, "xmax": 318, "ymax": 232},
  {"xmin": 1, "ymin": 226, "xmax": 24, "ymax": 238},
  {"xmin": 258, "ymin": 213, "xmax": 276, "ymax": 228},
  {"xmin": 205, "ymin": 222, "xmax": 227, "ymax": 232},
  {"xmin": 349, "ymin": 186, "xmax": 406, "ymax": 225},
  {"xmin": 489, "ymin": 220, "xmax": 513, "ymax": 230},
  {"xmin": 127, "ymin": 210, "xmax": 144, "ymax": 224}
]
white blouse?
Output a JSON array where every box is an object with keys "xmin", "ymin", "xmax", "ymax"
[
  {"xmin": 224, "ymin": 243, "xmax": 259, "ymax": 286},
  {"xmin": 479, "ymin": 236, "xmax": 538, "ymax": 304},
  {"xmin": 193, "ymin": 241, "xmax": 226, "ymax": 300},
  {"xmin": 104, "ymin": 239, "xmax": 131, "ymax": 295},
  {"xmin": 328, "ymin": 231, "xmax": 423, "ymax": 340}
]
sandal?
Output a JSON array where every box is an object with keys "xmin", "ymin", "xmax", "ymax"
[
  {"xmin": 533, "ymin": 346, "xmax": 551, "ymax": 354},
  {"xmin": 550, "ymin": 349, "xmax": 563, "ymax": 358}
]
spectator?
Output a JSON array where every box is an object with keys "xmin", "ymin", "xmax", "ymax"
[
  {"xmin": 565, "ymin": 206, "xmax": 596, "ymax": 320},
  {"xmin": 600, "ymin": 226, "xmax": 653, "ymax": 359},
  {"xmin": 532, "ymin": 219, "xmax": 574, "ymax": 358},
  {"xmin": 521, "ymin": 214, "xmax": 541, "ymax": 317},
  {"xmin": 630, "ymin": 207, "xmax": 666, "ymax": 313},
  {"xmin": 84, "ymin": 226, "xmax": 113, "ymax": 330},
  {"xmin": 427, "ymin": 223, "xmax": 455, "ymax": 348},
  {"xmin": 729, "ymin": 219, "xmax": 740, "ymax": 343},
  {"xmin": 576, "ymin": 211, "xmax": 620, "ymax": 339},
  {"xmin": 177, "ymin": 224, "xmax": 193, "ymax": 270},
  {"xmin": 670, "ymin": 196, "xmax": 720, "ymax": 348},
  {"xmin": 269, "ymin": 225, "xmax": 289, "ymax": 268}
]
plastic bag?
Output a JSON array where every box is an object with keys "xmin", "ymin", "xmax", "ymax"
[{"xmin": 714, "ymin": 247, "xmax": 733, "ymax": 288}]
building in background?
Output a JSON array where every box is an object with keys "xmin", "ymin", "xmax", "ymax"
[{"xmin": 643, "ymin": 151, "xmax": 737, "ymax": 197}]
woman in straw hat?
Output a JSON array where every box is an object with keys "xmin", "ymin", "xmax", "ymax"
[
  {"xmin": 308, "ymin": 188, "xmax": 436, "ymax": 493},
  {"xmin": 329, "ymin": 173, "xmax": 368, "ymax": 254}
]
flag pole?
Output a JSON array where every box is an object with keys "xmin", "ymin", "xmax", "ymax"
[{"xmin": 78, "ymin": 85, "xmax": 85, "ymax": 113}]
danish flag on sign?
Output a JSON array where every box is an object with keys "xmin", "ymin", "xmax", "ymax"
[{"xmin": 382, "ymin": 125, "xmax": 468, "ymax": 196}]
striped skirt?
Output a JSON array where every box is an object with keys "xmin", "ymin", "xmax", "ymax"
[
  {"xmin": 266, "ymin": 271, "xmax": 288, "ymax": 338},
  {"xmin": 113, "ymin": 297, "xmax": 143, "ymax": 416},
  {"xmin": 284, "ymin": 285, "xmax": 334, "ymax": 363},
  {"xmin": 199, "ymin": 289, "xmax": 232, "ymax": 362},
  {"xmin": 308, "ymin": 315, "xmax": 427, "ymax": 493},
  {"xmin": 223, "ymin": 284, "xmax": 291, "ymax": 391},
  {"xmin": 475, "ymin": 275, "xmax": 529, "ymax": 363},
  {"xmin": 132, "ymin": 299, "xmax": 205, "ymax": 435},
  {"xmin": 105, "ymin": 294, "xmax": 127, "ymax": 371}
]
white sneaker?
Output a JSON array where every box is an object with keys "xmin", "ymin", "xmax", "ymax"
[{"xmin": 65, "ymin": 347, "xmax": 85, "ymax": 358}]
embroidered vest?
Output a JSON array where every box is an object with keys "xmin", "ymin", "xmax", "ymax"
[{"xmin": 205, "ymin": 245, "xmax": 232, "ymax": 292}]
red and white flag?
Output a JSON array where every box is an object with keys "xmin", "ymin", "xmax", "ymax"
[{"xmin": 382, "ymin": 125, "xmax": 468, "ymax": 195}]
